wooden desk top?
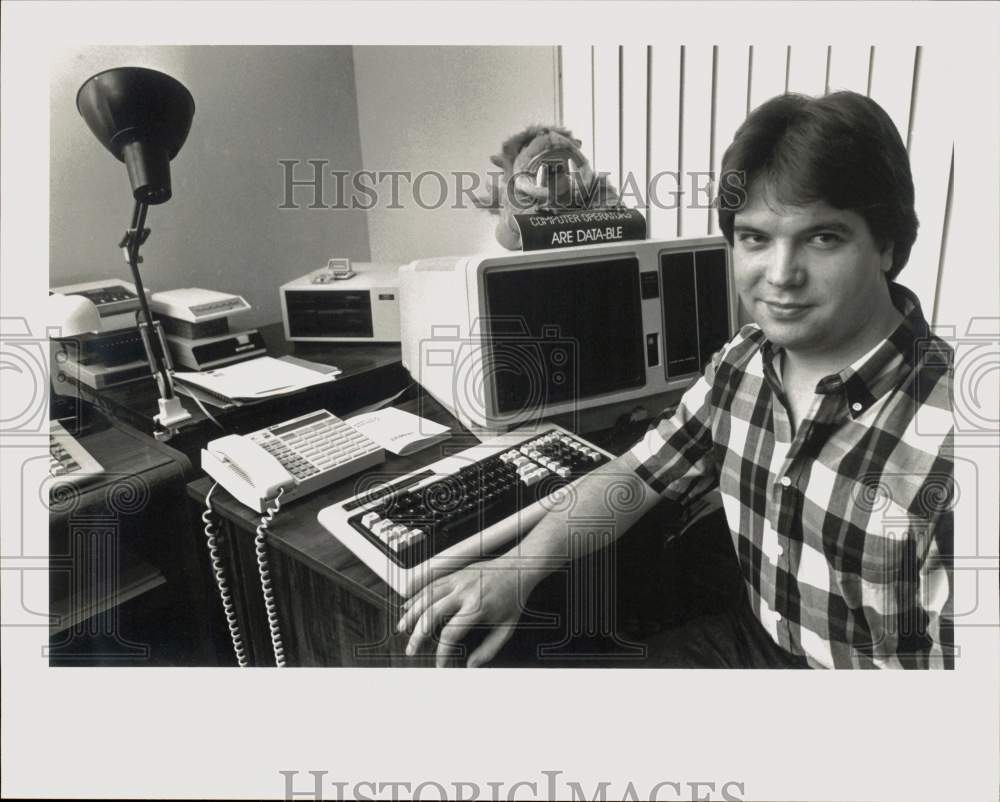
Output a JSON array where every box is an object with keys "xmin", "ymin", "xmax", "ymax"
[
  {"xmin": 186, "ymin": 390, "xmax": 480, "ymax": 609},
  {"xmin": 71, "ymin": 324, "xmax": 408, "ymax": 463},
  {"xmin": 50, "ymin": 416, "xmax": 194, "ymax": 520},
  {"xmin": 76, "ymin": 322, "xmax": 396, "ymax": 411}
]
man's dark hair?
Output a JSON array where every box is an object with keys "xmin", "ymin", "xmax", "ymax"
[{"xmin": 717, "ymin": 91, "xmax": 918, "ymax": 280}]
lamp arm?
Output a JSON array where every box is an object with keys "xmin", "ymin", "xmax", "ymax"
[
  {"xmin": 123, "ymin": 200, "xmax": 171, "ymax": 398},
  {"xmin": 121, "ymin": 199, "xmax": 190, "ymax": 437}
]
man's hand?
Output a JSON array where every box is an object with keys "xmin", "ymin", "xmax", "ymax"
[
  {"xmin": 395, "ymin": 458, "xmax": 660, "ymax": 668},
  {"xmin": 396, "ymin": 560, "xmax": 536, "ymax": 668}
]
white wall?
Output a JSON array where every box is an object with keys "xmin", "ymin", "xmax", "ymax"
[
  {"xmin": 352, "ymin": 46, "xmax": 560, "ymax": 264},
  {"xmin": 51, "ymin": 45, "xmax": 563, "ymax": 318},
  {"xmin": 50, "ymin": 46, "xmax": 371, "ymax": 328}
]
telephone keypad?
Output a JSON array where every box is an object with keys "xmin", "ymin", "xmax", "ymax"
[{"xmin": 249, "ymin": 411, "xmax": 382, "ymax": 484}]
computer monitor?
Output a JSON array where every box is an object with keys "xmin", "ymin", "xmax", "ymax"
[{"xmin": 399, "ymin": 236, "xmax": 737, "ymax": 431}]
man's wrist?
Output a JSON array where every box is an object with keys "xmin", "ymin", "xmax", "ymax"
[{"xmin": 493, "ymin": 551, "xmax": 564, "ymax": 593}]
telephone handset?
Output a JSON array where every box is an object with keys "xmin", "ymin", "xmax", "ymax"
[
  {"xmin": 200, "ymin": 409, "xmax": 385, "ymax": 513},
  {"xmin": 202, "ymin": 435, "xmax": 294, "ymax": 512}
]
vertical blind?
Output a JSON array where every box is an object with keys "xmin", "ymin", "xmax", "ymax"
[{"xmin": 559, "ymin": 45, "xmax": 954, "ymax": 323}]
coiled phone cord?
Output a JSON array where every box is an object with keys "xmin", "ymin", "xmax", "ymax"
[
  {"xmin": 255, "ymin": 488, "xmax": 287, "ymax": 667},
  {"xmin": 202, "ymin": 483, "xmax": 248, "ymax": 667}
]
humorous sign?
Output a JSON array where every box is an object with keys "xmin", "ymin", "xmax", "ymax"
[{"xmin": 513, "ymin": 208, "xmax": 647, "ymax": 251}]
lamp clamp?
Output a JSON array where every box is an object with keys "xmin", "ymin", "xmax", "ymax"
[{"xmin": 119, "ymin": 226, "xmax": 150, "ymax": 265}]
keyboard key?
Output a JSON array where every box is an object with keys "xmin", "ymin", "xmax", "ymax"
[
  {"xmin": 371, "ymin": 519, "xmax": 395, "ymax": 536},
  {"xmin": 520, "ymin": 469, "xmax": 544, "ymax": 487}
]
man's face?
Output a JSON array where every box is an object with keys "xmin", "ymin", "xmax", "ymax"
[{"xmin": 732, "ymin": 183, "xmax": 895, "ymax": 362}]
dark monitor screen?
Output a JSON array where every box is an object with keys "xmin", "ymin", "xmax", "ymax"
[
  {"xmin": 660, "ymin": 246, "xmax": 731, "ymax": 378},
  {"xmin": 483, "ymin": 257, "xmax": 646, "ymax": 414}
]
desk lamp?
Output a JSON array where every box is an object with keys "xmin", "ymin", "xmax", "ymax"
[{"xmin": 76, "ymin": 66, "xmax": 195, "ymax": 438}]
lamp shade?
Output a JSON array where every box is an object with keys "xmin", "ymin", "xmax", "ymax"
[{"xmin": 76, "ymin": 67, "xmax": 195, "ymax": 205}]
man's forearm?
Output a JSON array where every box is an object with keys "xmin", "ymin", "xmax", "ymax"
[{"xmin": 498, "ymin": 455, "xmax": 661, "ymax": 589}]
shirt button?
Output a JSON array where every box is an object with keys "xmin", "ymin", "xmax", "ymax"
[
  {"xmin": 851, "ymin": 402, "xmax": 863, "ymax": 413},
  {"xmin": 777, "ymin": 545, "xmax": 785, "ymax": 557},
  {"xmin": 780, "ymin": 476, "xmax": 792, "ymax": 487}
]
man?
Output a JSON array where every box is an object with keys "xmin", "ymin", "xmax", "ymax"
[{"xmin": 398, "ymin": 91, "xmax": 955, "ymax": 669}]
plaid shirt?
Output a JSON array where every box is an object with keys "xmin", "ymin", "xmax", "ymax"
[{"xmin": 624, "ymin": 283, "xmax": 955, "ymax": 668}]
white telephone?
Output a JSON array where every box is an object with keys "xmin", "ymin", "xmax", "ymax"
[
  {"xmin": 201, "ymin": 433, "xmax": 295, "ymax": 668},
  {"xmin": 201, "ymin": 409, "xmax": 384, "ymax": 669},
  {"xmin": 201, "ymin": 409, "xmax": 385, "ymax": 513},
  {"xmin": 202, "ymin": 435, "xmax": 294, "ymax": 512}
]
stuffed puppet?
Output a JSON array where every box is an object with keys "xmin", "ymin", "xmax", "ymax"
[{"xmin": 483, "ymin": 125, "xmax": 620, "ymax": 249}]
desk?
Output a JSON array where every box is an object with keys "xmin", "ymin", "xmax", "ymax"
[
  {"xmin": 61, "ymin": 322, "xmax": 408, "ymax": 466},
  {"xmin": 185, "ymin": 389, "xmax": 698, "ymax": 667},
  {"xmin": 48, "ymin": 415, "xmax": 215, "ymax": 665},
  {"xmin": 50, "ymin": 324, "xmax": 410, "ymax": 665},
  {"xmin": 53, "ymin": 329, "xmax": 411, "ymax": 664}
]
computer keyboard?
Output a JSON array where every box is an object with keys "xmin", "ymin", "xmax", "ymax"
[
  {"xmin": 49, "ymin": 420, "xmax": 104, "ymax": 483},
  {"xmin": 317, "ymin": 423, "xmax": 613, "ymax": 596}
]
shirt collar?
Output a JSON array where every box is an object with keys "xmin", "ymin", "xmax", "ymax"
[{"xmin": 760, "ymin": 283, "xmax": 930, "ymax": 419}]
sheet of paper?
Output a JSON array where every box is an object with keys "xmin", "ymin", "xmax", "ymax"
[
  {"xmin": 276, "ymin": 355, "xmax": 343, "ymax": 375},
  {"xmin": 173, "ymin": 356, "xmax": 337, "ymax": 401},
  {"xmin": 346, "ymin": 407, "xmax": 451, "ymax": 456},
  {"xmin": 173, "ymin": 381, "xmax": 240, "ymax": 409}
]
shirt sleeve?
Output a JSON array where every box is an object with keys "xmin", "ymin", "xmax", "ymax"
[
  {"xmin": 620, "ymin": 328, "xmax": 751, "ymax": 507},
  {"xmin": 915, "ymin": 505, "xmax": 955, "ymax": 668},
  {"xmin": 894, "ymin": 439, "xmax": 956, "ymax": 670}
]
